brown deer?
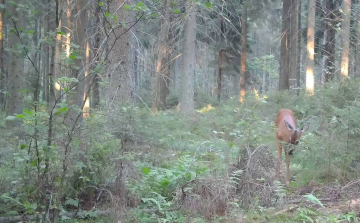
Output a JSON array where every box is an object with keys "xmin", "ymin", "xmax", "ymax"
[{"xmin": 275, "ymin": 109, "xmax": 308, "ymax": 186}]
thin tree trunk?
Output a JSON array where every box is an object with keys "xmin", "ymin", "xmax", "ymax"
[
  {"xmin": 83, "ymin": 40, "xmax": 91, "ymax": 117},
  {"xmin": 289, "ymin": 0, "xmax": 298, "ymax": 90},
  {"xmin": 356, "ymin": 3, "xmax": 360, "ymax": 78},
  {"xmin": 66, "ymin": 0, "xmax": 88, "ymax": 124},
  {"xmin": 297, "ymin": 0, "xmax": 301, "ymax": 93},
  {"xmin": 0, "ymin": 0, "xmax": 4, "ymax": 108},
  {"xmin": 239, "ymin": 0, "xmax": 247, "ymax": 103},
  {"xmin": 53, "ymin": 0, "xmax": 62, "ymax": 101},
  {"xmin": 180, "ymin": 0, "xmax": 196, "ymax": 113},
  {"xmin": 92, "ymin": 1, "xmax": 101, "ymax": 108},
  {"xmin": 340, "ymin": 0, "xmax": 351, "ymax": 78},
  {"xmin": 151, "ymin": 0, "xmax": 171, "ymax": 113},
  {"xmin": 323, "ymin": 0, "xmax": 336, "ymax": 82},
  {"xmin": 6, "ymin": 0, "xmax": 24, "ymax": 127},
  {"xmin": 217, "ymin": 50, "xmax": 222, "ymax": 102},
  {"xmin": 279, "ymin": 0, "xmax": 290, "ymax": 91},
  {"xmin": 42, "ymin": 0, "xmax": 50, "ymax": 103},
  {"xmin": 306, "ymin": 0, "xmax": 315, "ymax": 94}
]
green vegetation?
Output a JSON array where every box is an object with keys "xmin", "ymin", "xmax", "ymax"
[{"xmin": 2, "ymin": 80, "xmax": 360, "ymax": 222}]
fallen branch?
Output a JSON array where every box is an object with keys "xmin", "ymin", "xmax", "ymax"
[
  {"xmin": 0, "ymin": 210, "xmax": 110, "ymax": 223},
  {"xmin": 286, "ymin": 198, "xmax": 332, "ymax": 204},
  {"xmin": 273, "ymin": 205, "xmax": 299, "ymax": 216}
]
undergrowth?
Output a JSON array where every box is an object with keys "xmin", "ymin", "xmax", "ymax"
[{"xmin": 1, "ymin": 81, "xmax": 360, "ymax": 222}]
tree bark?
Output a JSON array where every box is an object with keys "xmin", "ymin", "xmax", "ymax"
[
  {"xmin": 42, "ymin": 0, "xmax": 50, "ymax": 103},
  {"xmin": 239, "ymin": 0, "xmax": 247, "ymax": 103},
  {"xmin": 180, "ymin": 0, "xmax": 196, "ymax": 113},
  {"xmin": 6, "ymin": 0, "xmax": 24, "ymax": 128},
  {"xmin": 340, "ymin": 0, "xmax": 351, "ymax": 78},
  {"xmin": 323, "ymin": 0, "xmax": 336, "ymax": 82},
  {"xmin": 53, "ymin": 0, "xmax": 62, "ymax": 101},
  {"xmin": 306, "ymin": 0, "xmax": 315, "ymax": 94},
  {"xmin": 279, "ymin": 0, "xmax": 290, "ymax": 91},
  {"xmin": 66, "ymin": 0, "xmax": 88, "ymax": 124},
  {"xmin": 297, "ymin": 0, "xmax": 301, "ymax": 94},
  {"xmin": 217, "ymin": 50, "xmax": 222, "ymax": 102},
  {"xmin": 106, "ymin": 0, "xmax": 135, "ymax": 107},
  {"xmin": 356, "ymin": 1, "xmax": 360, "ymax": 78},
  {"xmin": 289, "ymin": 0, "xmax": 298, "ymax": 90},
  {"xmin": 0, "ymin": 0, "xmax": 4, "ymax": 108},
  {"xmin": 151, "ymin": 0, "xmax": 171, "ymax": 113},
  {"xmin": 92, "ymin": 1, "xmax": 101, "ymax": 108}
]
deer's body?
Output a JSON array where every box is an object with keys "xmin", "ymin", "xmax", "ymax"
[{"xmin": 275, "ymin": 109, "xmax": 308, "ymax": 186}]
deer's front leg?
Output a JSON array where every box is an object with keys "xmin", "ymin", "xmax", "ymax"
[
  {"xmin": 276, "ymin": 142, "xmax": 282, "ymax": 180},
  {"xmin": 284, "ymin": 145, "xmax": 291, "ymax": 186}
]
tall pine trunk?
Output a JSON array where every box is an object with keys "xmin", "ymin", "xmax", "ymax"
[
  {"xmin": 180, "ymin": 0, "xmax": 196, "ymax": 113},
  {"xmin": 151, "ymin": 0, "xmax": 171, "ymax": 113},
  {"xmin": 305, "ymin": 0, "xmax": 315, "ymax": 94},
  {"xmin": 6, "ymin": 0, "xmax": 25, "ymax": 127},
  {"xmin": 239, "ymin": 0, "xmax": 247, "ymax": 103},
  {"xmin": 322, "ymin": 0, "xmax": 336, "ymax": 83},
  {"xmin": 279, "ymin": 0, "xmax": 290, "ymax": 90},
  {"xmin": 340, "ymin": 0, "xmax": 351, "ymax": 78},
  {"xmin": 289, "ymin": 0, "xmax": 298, "ymax": 90},
  {"xmin": 0, "ymin": 0, "xmax": 4, "ymax": 108}
]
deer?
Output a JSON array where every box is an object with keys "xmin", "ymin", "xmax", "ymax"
[{"xmin": 275, "ymin": 109, "xmax": 308, "ymax": 186}]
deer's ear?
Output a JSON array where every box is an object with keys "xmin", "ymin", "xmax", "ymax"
[
  {"xmin": 284, "ymin": 120, "xmax": 294, "ymax": 131},
  {"xmin": 301, "ymin": 124, "xmax": 309, "ymax": 132}
]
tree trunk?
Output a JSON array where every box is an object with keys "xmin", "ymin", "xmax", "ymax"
[
  {"xmin": 42, "ymin": 0, "xmax": 50, "ymax": 103},
  {"xmin": 53, "ymin": 0, "xmax": 62, "ymax": 101},
  {"xmin": 0, "ymin": 0, "xmax": 4, "ymax": 108},
  {"xmin": 180, "ymin": 0, "xmax": 196, "ymax": 113},
  {"xmin": 322, "ymin": 0, "xmax": 336, "ymax": 83},
  {"xmin": 217, "ymin": 50, "xmax": 222, "ymax": 102},
  {"xmin": 340, "ymin": 0, "xmax": 351, "ymax": 78},
  {"xmin": 289, "ymin": 0, "xmax": 298, "ymax": 90},
  {"xmin": 151, "ymin": 0, "xmax": 171, "ymax": 113},
  {"xmin": 66, "ymin": 0, "xmax": 88, "ymax": 124},
  {"xmin": 239, "ymin": 0, "xmax": 247, "ymax": 103},
  {"xmin": 106, "ymin": 0, "xmax": 135, "ymax": 107},
  {"xmin": 297, "ymin": 0, "xmax": 301, "ymax": 94},
  {"xmin": 356, "ymin": 2, "xmax": 360, "ymax": 78},
  {"xmin": 83, "ymin": 40, "xmax": 91, "ymax": 117},
  {"xmin": 92, "ymin": 1, "xmax": 101, "ymax": 108},
  {"xmin": 279, "ymin": 0, "xmax": 290, "ymax": 91},
  {"xmin": 6, "ymin": 0, "xmax": 24, "ymax": 127},
  {"xmin": 305, "ymin": 0, "xmax": 315, "ymax": 94}
]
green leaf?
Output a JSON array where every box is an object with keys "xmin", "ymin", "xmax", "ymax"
[
  {"xmin": 24, "ymin": 109, "xmax": 32, "ymax": 115},
  {"xmin": 56, "ymin": 31, "xmax": 65, "ymax": 35},
  {"xmin": 304, "ymin": 194, "xmax": 324, "ymax": 208},
  {"xmin": 65, "ymin": 198, "xmax": 79, "ymax": 207},
  {"xmin": 205, "ymin": 2, "xmax": 212, "ymax": 8},
  {"xmin": 151, "ymin": 13, "xmax": 158, "ymax": 18},
  {"xmin": 137, "ymin": 2, "xmax": 143, "ymax": 6},
  {"xmin": 98, "ymin": 2, "xmax": 104, "ymax": 6},
  {"xmin": 124, "ymin": 4, "xmax": 131, "ymax": 10},
  {"xmin": 30, "ymin": 160, "xmax": 37, "ymax": 167},
  {"xmin": 142, "ymin": 167, "xmax": 151, "ymax": 175},
  {"xmin": 16, "ymin": 114, "xmax": 24, "ymax": 118},
  {"xmin": 113, "ymin": 15, "xmax": 117, "ymax": 21},
  {"xmin": 33, "ymin": 10, "xmax": 38, "ymax": 14},
  {"xmin": 20, "ymin": 144, "xmax": 27, "ymax": 150},
  {"xmin": 28, "ymin": 30, "xmax": 34, "ymax": 34},
  {"xmin": 174, "ymin": 9, "xmax": 180, "ymax": 13},
  {"xmin": 160, "ymin": 179, "xmax": 169, "ymax": 187},
  {"xmin": 5, "ymin": 116, "xmax": 16, "ymax": 121},
  {"xmin": 105, "ymin": 11, "xmax": 110, "ymax": 17}
]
